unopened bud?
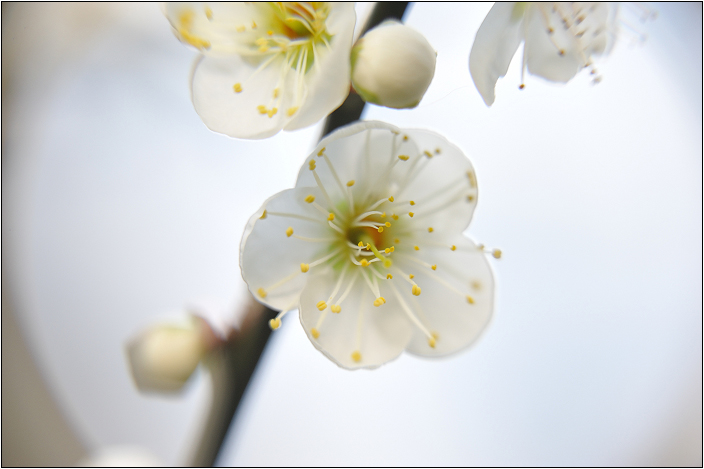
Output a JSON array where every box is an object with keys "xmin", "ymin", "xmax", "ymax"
[
  {"xmin": 351, "ymin": 21, "xmax": 436, "ymax": 109},
  {"xmin": 126, "ymin": 315, "xmax": 217, "ymax": 393}
]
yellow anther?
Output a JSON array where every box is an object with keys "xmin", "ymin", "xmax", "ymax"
[
  {"xmin": 388, "ymin": 196, "xmax": 395, "ymax": 202},
  {"xmin": 466, "ymin": 171, "xmax": 477, "ymax": 188},
  {"xmin": 311, "ymin": 328, "xmax": 320, "ymax": 339},
  {"xmin": 435, "ymin": 147, "xmax": 441, "ymax": 154},
  {"xmin": 424, "ymin": 150, "xmax": 433, "ymax": 158},
  {"xmin": 386, "ymin": 274, "xmax": 393, "ymax": 279},
  {"xmin": 255, "ymin": 37, "xmax": 267, "ymax": 46},
  {"xmin": 233, "ymin": 83, "xmax": 243, "ymax": 93},
  {"xmin": 331, "ymin": 304, "xmax": 341, "ymax": 313},
  {"xmin": 451, "ymin": 245, "xmax": 456, "ymax": 251},
  {"xmin": 358, "ymin": 241, "xmax": 364, "ymax": 247},
  {"xmin": 286, "ymin": 227, "xmax": 294, "ymax": 237},
  {"xmin": 414, "ymin": 246, "xmax": 420, "ymax": 251},
  {"xmin": 351, "ymin": 351, "xmax": 362, "ymax": 362},
  {"xmin": 204, "ymin": 6, "xmax": 213, "ymax": 19},
  {"xmin": 381, "ymin": 212, "xmax": 386, "ymax": 218},
  {"xmin": 252, "ymin": 20, "xmax": 257, "ymax": 29},
  {"xmin": 428, "ymin": 227, "xmax": 434, "ymax": 233},
  {"xmin": 466, "ymin": 295, "xmax": 475, "ymax": 304},
  {"xmin": 273, "ymin": 88, "xmax": 280, "ymax": 98},
  {"xmin": 428, "ymin": 336, "xmax": 437, "ymax": 348},
  {"xmin": 409, "ymin": 212, "xmax": 415, "ymax": 217},
  {"xmin": 467, "ymin": 195, "xmax": 475, "ymax": 202},
  {"xmin": 287, "ymin": 106, "xmax": 298, "ymax": 117},
  {"xmin": 317, "ymin": 147, "xmax": 326, "ymax": 156},
  {"xmin": 409, "ymin": 274, "xmax": 415, "ymax": 279},
  {"xmin": 257, "ymin": 105, "xmax": 268, "ymax": 114},
  {"xmin": 373, "ymin": 297, "xmax": 386, "ymax": 307},
  {"xmin": 431, "ymin": 265, "xmax": 437, "ymax": 271},
  {"xmin": 267, "ymin": 107, "xmax": 278, "ymax": 118},
  {"xmin": 346, "ymin": 180, "xmax": 355, "ymax": 187},
  {"xmin": 267, "ymin": 30, "xmax": 273, "ymax": 36},
  {"xmin": 394, "ymin": 238, "xmax": 400, "ymax": 244},
  {"xmin": 403, "ymin": 135, "xmax": 408, "ymax": 141},
  {"xmin": 269, "ymin": 318, "xmax": 281, "ymax": 330},
  {"xmin": 410, "ymin": 200, "xmax": 415, "ymax": 206},
  {"xmin": 260, "ymin": 210, "xmax": 267, "ymax": 219},
  {"xmin": 316, "ymin": 301, "xmax": 327, "ymax": 311},
  {"xmin": 412, "ymin": 285, "xmax": 421, "ymax": 296},
  {"xmin": 327, "ymin": 213, "xmax": 335, "ymax": 221},
  {"xmin": 492, "ymin": 249, "xmax": 502, "ymax": 259},
  {"xmin": 383, "ymin": 259, "xmax": 392, "ymax": 268},
  {"xmin": 398, "ymin": 155, "xmax": 409, "ymax": 161},
  {"xmin": 300, "ymin": 263, "xmax": 310, "ymax": 273},
  {"xmin": 366, "ymin": 243, "xmax": 371, "ymax": 249},
  {"xmin": 384, "ymin": 222, "xmax": 391, "ymax": 227},
  {"xmin": 304, "ymin": 194, "xmax": 315, "ymax": 203},
  {"xmin": 471, "ymin": 280, "xmax": 482, "ymax": 290},
  {"xmin": 360, "ymin": 259, "xmax": 370, "ymax": 267},
  {"xmin": 257, "ymin": 288, "xmax": 267, "ymax": 298},
  {"xmin": 236, "ymin": 25, "xmax": 246, "ymax": 32},
  {"xmin": 390, "ymin": 246, "xmax": 395, "ymax": 252},
  {"xmin": 309, "ymin": 160, "xmax": 316, "ymax": 170},
  {"xmin": 392, "ymin": 214, "xmax": 399, "ymax": 220},
  {"xmin": 258, "ymin": 45, "xmax": 269, "ymax": 53},
  {"xmin": 384, "ymin": 248, "xmax": 390, "ymax": 254},
  {"xmin": 377, "ymin": 226, "xmax": 384, "ymax": 233}
]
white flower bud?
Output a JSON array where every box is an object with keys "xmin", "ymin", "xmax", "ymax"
[
  {"xmin": 351, "ymin": 21, "xmax": 436, "ymax": 109},
  {"xmin": 126, "ymin": 316, "xmax": 217, "ymax": 393}
]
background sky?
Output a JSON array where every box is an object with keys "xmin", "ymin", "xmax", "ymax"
[{"xmin": 3, "ymin": 2, "xmax": 702, "ymax": 466}]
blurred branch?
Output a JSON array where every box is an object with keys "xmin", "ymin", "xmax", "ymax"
[{"xmin": 189, "ymin": 3, "xmax": 409, "ymax": 466}]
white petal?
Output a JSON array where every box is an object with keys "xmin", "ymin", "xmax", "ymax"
[
  {"xmin": 163, "ymin": 2, "xmax": 262, "ymax": 56},
  {"xmin": 523, "ymin": 3, "xmax": 583, "ymax": 83},
  {"xmin": 284, "ymin": 3, "xmax": 356, "ymax": 130},
  {"xmin": 397, "ymin": 236, "xmax": 494, "ymax": 357},
  {"xmin": 190, "ymin": 53, "xmax": 297, "ymax": 139},
  {"xmin": 469, "ymin": 2, "xmax": 526, "ymax": 106},
  {"xmin": 240, "ymin": 187, "xmax": 334, "ymax": 311},
  {"xmin": 299, "ymin": 271, "xmax": 412, "ymax": 369},
  {"xmin": 395, "ymin": 128, "xmax": 478, "ymax": 234}
]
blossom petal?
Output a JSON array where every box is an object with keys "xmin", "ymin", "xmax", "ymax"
[
  {"xmin": 163, "ymin": 2, "xmax": 262, "ymax": 56},
  {"xmin": 396, "ymin": 236, "xmax": 494, "ymax": 357},
  {"xmin": 395, "ymin": 128, "xmax": 479, "ymax": 235},
  {"xmin": 522, "ymin": 4, "xmax": 583, "ymax": 83},
  {"xmin": 240, "ymin": 187, "xmax": 333, "ymax": 311},
  {"xmin": 284, "ymin": 3, "xmax": 356, "ymax": 131},
  {"xmin": 299, "ymin": 271, "xmax": 412, "ymax": 369},
  {"xmin": 296, "ymin": 120, "xmax": 421, "ymax": 202},
  {"xmin": 469, "ymin": 2, "xmax": 525, "ymax": 106},
  {"xmin": 190, "ymin": 54, "xmax": 299, "ymax": 139}
]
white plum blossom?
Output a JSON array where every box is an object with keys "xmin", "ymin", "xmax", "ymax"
[
  {"xmin": 240, "ymin": 121, "xmax": 496, "ymax": 369},
  {"xmin": 164, "ymin": 2, "xmax": 356, "ymax": 139},
  {"xmin": 351, "ymin": 21, "xmax": 436, "ymax": 109},
  {"xmin": 469, "ymin": 2, "xmax": 618, "ymax": 106},
  {"xmin": 126, "ymin": 315, "xmax": 219, "ymax": 392}
]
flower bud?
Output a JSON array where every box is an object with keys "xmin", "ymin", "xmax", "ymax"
[
  {"xmin": 126, "ymin": 316, "xmax": 217, "ymax": 393},
  {"xmin": 351, "ymin": 21, "xmax": 436, "ymax": 109}
]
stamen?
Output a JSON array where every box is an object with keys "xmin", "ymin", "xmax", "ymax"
[
  {"xmin": 316, "ymin": 301, "xmax": 327, "ymax": 311},
  {"xmin": 286, "ymin": 227, "xmax": 294, "ymax": 237},
  {"xmin": 300, "ymin": 263, "xmax": 309, "ymax": 273},
  {"xmin": 233, "ymin": 83, "xmax": 243, "ymax": 93},
  {"xmin": 388, "ymin": 282, "xmax": 434, "ymax": 343}
]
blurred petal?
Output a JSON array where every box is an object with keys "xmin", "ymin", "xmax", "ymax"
[{"xmin": 469, "ymin": 2, "xmax": 525, "ymax": 106}]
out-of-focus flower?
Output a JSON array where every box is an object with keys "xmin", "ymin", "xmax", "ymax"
[
  {"xmin": 469, "ymin": 2, "xmax": 618, "ymax": 106},
  {"xmin": 126, "ymin": 315, "xmax": 219, "ymax": 392},
  {"xmin": 164, "ymin": 2, "xmax": 356, "ymax": 139},
  {"xmin": 351, "ymin": 21, "xmax": 436, "ymax": 109},
  {"xmin": 240, "ymin": 121, "xmax": 496, "ymax": 369}
]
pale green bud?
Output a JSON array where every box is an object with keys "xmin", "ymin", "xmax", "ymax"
[{"xmin": 351, "ymin": 21, "xmax": 436, "ymax": 109}]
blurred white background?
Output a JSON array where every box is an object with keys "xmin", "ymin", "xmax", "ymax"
[{"xmin": 2, "ymin": 2, "xmax": 701, "ymax": 466}]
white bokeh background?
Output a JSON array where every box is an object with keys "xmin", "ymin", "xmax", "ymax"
[{"xmin": 2, "ymin": 2, "xmax": 701, "ymax": 466}]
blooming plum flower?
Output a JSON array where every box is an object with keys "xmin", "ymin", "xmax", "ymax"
[
  {"xmin": 240, "ymin": 121, "xmax": 496, "ymax": 369},
  {"xmin": 469, "ymin": 2, "xmax": 618, "ymax": 106},
  {"xmin": 164, "ymin": 2, "xmax": 356, "ymax": 139}
]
